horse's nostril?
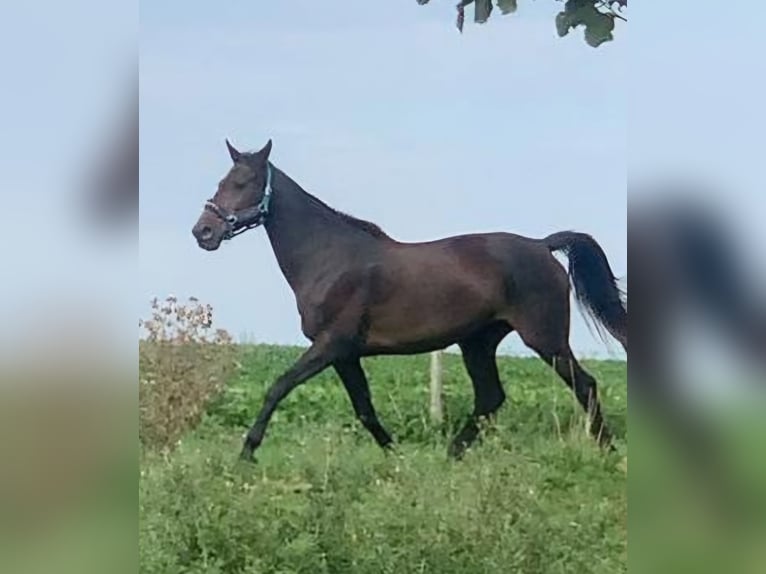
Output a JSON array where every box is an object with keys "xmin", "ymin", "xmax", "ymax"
[
  {"xmin": 199, "ymin": 225, "xmax": 213, "ymax": 240},
  {"xmin": 194, "ymin": 224, "xmax": 214, "ymax": 242}
]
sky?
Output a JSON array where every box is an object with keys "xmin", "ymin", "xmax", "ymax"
[
  {"xmin": 139, "ymin": 1, "xmax": 626, "ymax": 358},
  {"xmin": 628, "ymin": 2, "xmax": 766, "ymax": 390},
  {"xmin": 1, "ymin": 2, "xmax": 763, "ymax": 362},
  {"xmin": 0, "ymin": 1, "xmax": 136, "ymax": 357}
]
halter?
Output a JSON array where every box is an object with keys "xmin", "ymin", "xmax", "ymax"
[{"xmin": 204, "ymin": 163, "xmax": 273, "ymax": 240}]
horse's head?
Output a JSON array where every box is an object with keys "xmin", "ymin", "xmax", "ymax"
[{"xmin": 192, "ymin": 138, "xmax": 273, "ymax": 251}]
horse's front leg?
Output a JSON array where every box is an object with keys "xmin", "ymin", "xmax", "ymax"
[{"xmin": 239, "ymin": 337, "xmax": 338, "ymax": 461}]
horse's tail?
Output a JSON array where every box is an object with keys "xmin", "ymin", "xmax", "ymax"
[{"xmin": 544, "ymin": 231, "xmax": 627, "ymax": 352}]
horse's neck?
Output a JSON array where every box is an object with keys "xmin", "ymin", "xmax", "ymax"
[{"xmin": 264, "ymin": 170, "xmax": 370, "ymax": 291}]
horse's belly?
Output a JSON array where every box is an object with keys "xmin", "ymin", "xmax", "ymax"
[{"xmin": 364, "ymin": 291, "xmax": 496, "ymax": 350}]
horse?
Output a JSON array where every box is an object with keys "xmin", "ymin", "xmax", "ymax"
[{"xmin": 192, "ymin": 139, "xmax": 627, "ymax": 461}]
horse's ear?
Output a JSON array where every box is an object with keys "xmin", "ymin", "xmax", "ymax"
[
  {"xmin": 254, "ymin": 139, "xmax": 272, "ymax": 163},
  {"xmin": 225, "ymin": 139, "xmax": 241, "ymax": 163}
]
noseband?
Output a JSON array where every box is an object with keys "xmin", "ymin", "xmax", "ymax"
[{"xmin": 204, "ymin": 163, "xmax": 274, "ymax": 240}]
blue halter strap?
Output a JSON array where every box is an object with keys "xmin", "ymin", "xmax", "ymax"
[{"xmin": 204, "ymin": 162, "xmax": 274, "ymax": 239}]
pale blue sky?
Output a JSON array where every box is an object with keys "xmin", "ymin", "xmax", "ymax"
[
  {"xmin": 0, "ymin": 1, "xmax": 761, "ymax": 372},
  {"xmin": 628, "ymin": 2, "xmax": 766, "ymax": 391},
  {"xmin": 0, "ymin": 0, "xmax": 135, "ymax": 354},
  {"xmin": 139, "ymin": 1, "xmax": 626, "ymax": 358}
]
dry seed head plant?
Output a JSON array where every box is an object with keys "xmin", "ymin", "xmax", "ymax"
[{"xmin": 139, "ymin": 295, "xmax": 237, "ymax": 450}]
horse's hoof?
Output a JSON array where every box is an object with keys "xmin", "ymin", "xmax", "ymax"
[
  {"xmin": 238, "ymin": 446, "xmax": 256, "ymax": 463},
  {"xmin": 596, "ymin": 436, "xmax": 617, "ymax": 455},
  {"xmin": 447, "ymin": 442, "xmax": 467, "ymax": 460},
  {"xmin": 597, "ymin": 432, "xmax": 616, "ymax": 454}
]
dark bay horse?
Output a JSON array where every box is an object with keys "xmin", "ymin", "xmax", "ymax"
[{"xmin": 192, "ymin": 139, "xmax": 627, "ymax": 461}]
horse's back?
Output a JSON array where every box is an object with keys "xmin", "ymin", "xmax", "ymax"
[{"xmin": 387, "ymin": 231, "xmax": 561, "ymax": 286}]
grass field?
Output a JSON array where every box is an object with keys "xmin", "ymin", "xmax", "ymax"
[{"xmin": 139, "ymin": 344, "xmax": 627, "ymax": 574}]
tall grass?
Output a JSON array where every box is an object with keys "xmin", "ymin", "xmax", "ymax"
[{"xmin": 139, "ymin": 297, "xmax": 627, "ymax": 573}]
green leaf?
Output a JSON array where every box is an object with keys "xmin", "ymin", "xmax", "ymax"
[
  {"xmin": 474, "ymin": 0, "xmax": 493, "ymax": 24},
  {"xmin": 556, "ymin": 0, "xmax": 616, "ymax": 48},
  {"xmin": 496, "ymin": 0, "xmax": 518, "ymax": 15},
  {"xmin": 416, "ymin": 0, "xmax": 623, "ymax": 47},
  {"xmin": 555, "ymin": 11, "xmax": 572, "ymax": 38},
  {"xmin": 584, "ymin": 12, "xmax": 615, "ymax": 48}
]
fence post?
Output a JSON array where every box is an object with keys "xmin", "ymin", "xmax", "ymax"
[{"xmin": 429, "ymin": 350, "xmax": 444, "ymax": 424}]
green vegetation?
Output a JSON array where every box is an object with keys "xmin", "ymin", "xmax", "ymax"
[
  {"xmin": 416, "ymin": 0, "xmax": 627, "ymax": 47},
  {"xmin": 140, "ymin": 324, "xmax": 627, "ymax": 573}
]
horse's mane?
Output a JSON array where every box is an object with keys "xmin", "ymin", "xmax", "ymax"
[
  {"xmin": 303, "ymin": 190, "xmax": 391, "ymax": 240},
  {"xmin": 267, "ymin": 161, "xmax": 391, "ymax": 240}
]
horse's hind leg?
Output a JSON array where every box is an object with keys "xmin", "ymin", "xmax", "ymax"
[
  {"xmin": 557, "ymin": 351, "xmax": 613, "ymax": 448},
  {"xmin": 520, "ymin": 328, "xmax": 613, "ymax": 448},
  {"xmin": 449, "ymin": 322, "xmax": 512, "ymax": 459}
]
